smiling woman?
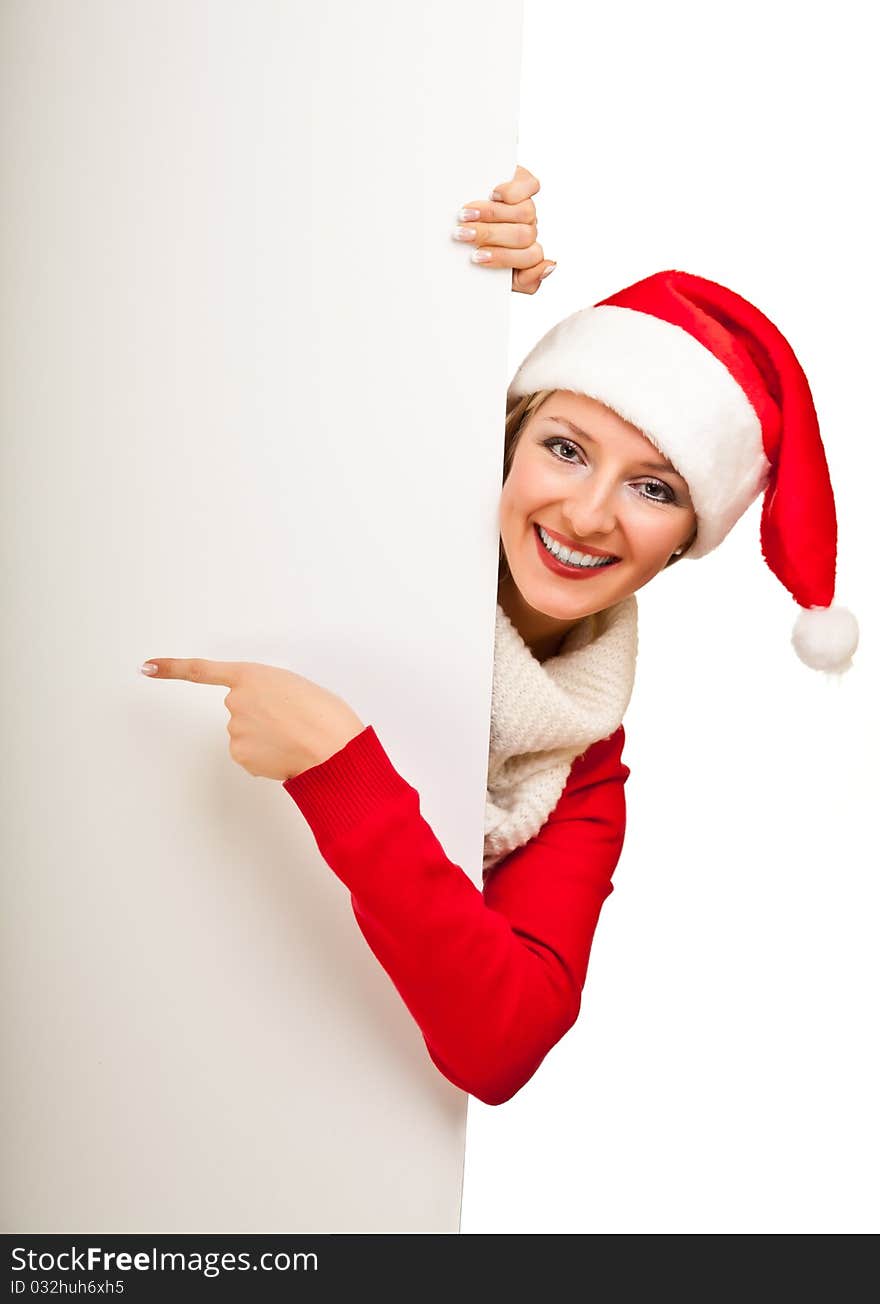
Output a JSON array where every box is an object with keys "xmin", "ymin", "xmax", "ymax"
[{"xmin": 140, "ymin": 181, "xmax": 860, "ymax": 1107}]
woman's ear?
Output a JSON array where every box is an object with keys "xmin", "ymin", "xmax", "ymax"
[{"xmin": 665, "ymin": 525, "xmax": 697, "ymax": 567}]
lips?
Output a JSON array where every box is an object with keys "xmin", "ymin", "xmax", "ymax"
[
  {"xmin": 538, "ymin": 524, "xmax": 618, "ymax": 559},
  {"xmin": 533, "ymin": 524, "xmax": 622, "ymax": 579}
]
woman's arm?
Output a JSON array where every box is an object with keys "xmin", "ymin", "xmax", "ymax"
[{"xmin": 283, "ymin": 725, "xmax": 629, "ymax": 1106}]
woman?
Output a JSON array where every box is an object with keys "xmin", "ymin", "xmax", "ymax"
[{"xmin": 140, "ymin": 168, "xmax": 859, "ymax": 1106}]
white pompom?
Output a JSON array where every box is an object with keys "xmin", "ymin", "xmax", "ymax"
[{"xmin": 791, "ymin": 604, "xmax": 859, "ymax": 674}]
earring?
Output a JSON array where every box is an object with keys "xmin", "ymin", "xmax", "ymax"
[{"xmin": 673, "ymin": 547, "xmax": 684, "ymax": 556}]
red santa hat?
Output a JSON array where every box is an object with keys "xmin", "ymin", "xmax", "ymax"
[{"xmin": 507, "ymin": 269, "xmax": 859, "ymax": 676}]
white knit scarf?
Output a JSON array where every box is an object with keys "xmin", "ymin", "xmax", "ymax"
[{"xmin": 483, "ymin": 594, "xmax": 639, "ymax": 875}]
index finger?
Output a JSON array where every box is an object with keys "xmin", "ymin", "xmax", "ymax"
[
  {"xmin": 139, "ymin": 657, "xmax": 241, "ymax": 686},
  {"xmin": 491, "ymin": 164, "xmax": 541, "ymax": 204}
]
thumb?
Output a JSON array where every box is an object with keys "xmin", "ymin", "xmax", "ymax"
[{"xmin": 512, "ymin": 261, "xmax": 557, "ymax": 296}]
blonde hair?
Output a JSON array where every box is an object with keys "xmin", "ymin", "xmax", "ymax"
[{"xmin": 497, "ymin": 388, "xmax": 697, "ymax": 586}]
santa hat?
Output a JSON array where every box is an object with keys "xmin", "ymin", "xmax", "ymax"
[{"xmin": 507, "ymin": 269, "xmax": 859, "ymax": 676}]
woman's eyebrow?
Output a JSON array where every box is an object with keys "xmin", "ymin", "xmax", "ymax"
[{"xmin": 544, "ymin": 415, "xmax": 682, "ymax": 477}]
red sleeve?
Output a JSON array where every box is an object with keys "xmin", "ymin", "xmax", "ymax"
[{"xmin": 282, "ymin": 724, "xmax": 629, "ymax": 1106}]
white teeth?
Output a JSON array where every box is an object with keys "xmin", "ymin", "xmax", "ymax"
[{"xmin": 538, "ymin": 526, "xmax": 617, "ymax": 568}]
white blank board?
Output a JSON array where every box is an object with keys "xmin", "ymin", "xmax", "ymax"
[{"xmin": 0, "ymin": 0, "xmax": 522, "ymax": 1233}]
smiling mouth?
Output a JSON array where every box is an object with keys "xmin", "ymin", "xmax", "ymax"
[{"xmin": 536, "ymin": 524, "xmax": 621, "ymax": 569}]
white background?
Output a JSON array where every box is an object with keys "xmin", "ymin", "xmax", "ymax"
[{"xmin": 461, "ymin": 0, "xmax": 877, "ymax": 1233}]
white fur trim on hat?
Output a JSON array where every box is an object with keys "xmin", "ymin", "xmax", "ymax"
[{"xmin": 508, "ymin": 305, "xmax": 772, "ymax": 559}]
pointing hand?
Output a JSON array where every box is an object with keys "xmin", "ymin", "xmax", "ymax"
[{"xmin": 139, "ymin": 657, "xmax": 365, "ymax": 782}]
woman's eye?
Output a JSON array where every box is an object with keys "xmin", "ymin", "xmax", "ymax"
[
  {"xmin": 543, "ymin": 436, "xmax": 582, "ymax": 463},
  {"xmin": 639, "ymin": 479, "xmax": 676, "ymax": 504},
  {"xmin": 543, "ymin": 437, "xmax": 676, "ymax": 504}
]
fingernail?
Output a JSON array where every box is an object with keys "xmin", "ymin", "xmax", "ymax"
[
  {"xmin": 491, "ymin": 189, "xmax": 503, "ymax": 201},
  {"xmin": 540, "ymin": 263, "xmax": 557, "ymax": 279},
  {"xmin": 458, "ymin": 207, "xmax": 480, "ymax": 221},
  {"xmin": 140, "ymin": 662, "xmax": 158, "ymax": 675},
  {"xmin": 452, "ymin": 225, "xmax": 476, "ymax": 242},
  {"xmin": 471, "ymin": 249, "xmax": 492, "ymax": 263}
]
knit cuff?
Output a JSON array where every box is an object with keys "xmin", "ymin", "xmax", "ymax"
[{"xmin": 282, "ymin": 725, "xmax": 412, "ymax": 842}]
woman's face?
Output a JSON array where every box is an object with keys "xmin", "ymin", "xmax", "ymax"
[{"xmin": 498, "ymin": 390, "xmax": 697, "ymax": 645}]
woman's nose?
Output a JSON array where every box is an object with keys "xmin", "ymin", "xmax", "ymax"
[{"xmin": 564, "ymin": 482, "xmax": 618, "ymax": 538}]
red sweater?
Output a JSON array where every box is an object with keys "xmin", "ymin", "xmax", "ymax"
[{"xmin": 282, "ymin": 723, "xmax": 630, "ymax": 1106}]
